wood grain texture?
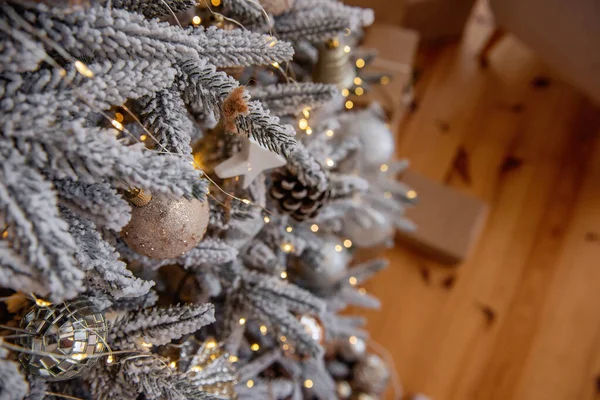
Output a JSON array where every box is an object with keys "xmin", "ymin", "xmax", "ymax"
[{"xmin": 353, "ymin": 3, "xmax": 600, "ymax": 399}]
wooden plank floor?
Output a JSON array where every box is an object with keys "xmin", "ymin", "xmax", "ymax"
[{"xmin": 356, "ymin": 4, "xmax": 600, "ymax": 400}]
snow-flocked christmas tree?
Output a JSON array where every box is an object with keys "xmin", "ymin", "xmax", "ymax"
[{"xmin": 0, "ymin": 0, "xmax": 416, "ymax": 399}]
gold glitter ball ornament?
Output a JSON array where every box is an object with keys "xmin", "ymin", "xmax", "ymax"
[
  {"xmin": 122, "ymin": 194, "xmax": 209, "ymax": 259},
  {"xmin": 18, "ymin": 299, "xmax": 108, "ymax": 381}
]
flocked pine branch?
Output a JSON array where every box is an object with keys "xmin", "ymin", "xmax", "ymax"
[
  {"xmin": 109, "ymin": 303, "xmax": 215, "ymax": 349},
  {"xmin": 221, "ymin": 0, "xmax": 269, "ymax": 30},
  {"xmin": 118, "ymin": 237, "xmax": 239, "ymax": 271},
  {"xmin": 289, "ymin": 0, "xmax": 374, "ymax": 31},
  {"xmin": 2, "ymin": 3, "xmax": 197, "ymax": 64},
  {"xmin": 274, "ymin": 14, "xmax": 349, "ymax": 43},
  {"xmin": 192, "ymin": 26, "xmax": 294, "ymax": 68},
  {"xmin": 0, "ymin": 18, "xmax": 47, "ymax": 73},
  {"xmin": 301, "ymin": 358, "xmax": 337, "ymax": 399},
  {"xmin": 0, "ymin": 346, "xmax": 28, "ymax": 400},
  {"xmin": 0, "ymin": 242, "xmax": 48, "ymax": 297},
  {"xmin": 10, "ymin": 121, "xmax": 208, "ymax": 200},
  {"xmin": 321, "ymin": 313, "xmax": 368, "ymax": 340},
  {"xmin": 236, "ymin": 379, "xmax": 295, "ymax": 400},
  {"xmin": 248, "ymin": 82, "xmax": 339, "ymax": 116},
  {"xmin": 0, "ymin": 144, "xmax": 83, "ymax": 301},
  {"xmin": 329, "ymin": 174, "xmax": 369, "ymax": 200},
  {"xmin": 178, "ymin": 58, "xmax": 299, "ymax": 156},
  {"xmin": 223, "ymin": 266, "xmax": 325, "ymax": 357},
  {"xmin": 89, "ymin": 354, "xmax": 217, "ymax": 400},
  {"xmin": 141, "ymin": 86, "xmax": 195, "ymax": 155},
  {"xmin": 62, "ymin": 208, "xmax": 155, "ymax": 300},
  {"xmin": 1, "ymin": 60, "xmax": 176, "ymax": 136},
  {"xmin": 53, "ymin": 179, "xmax": 131, "ymax": 231},
  {"xmin": 109, "ymin": 0, "xmax": 196, "ymax": 19},
  {"xmin": 237, "ymin": 349, "xmax": 281, "ymax": 381}
]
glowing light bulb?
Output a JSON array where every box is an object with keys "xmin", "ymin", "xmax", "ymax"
[
  {"xmin": 349, "ymin": 276, "xmax": 357, "ymax": 285},
  {"xmin": 326, "ymin": 129, "xmax": 335, "ymax": 137},
  {"xmin": 250, "ymin": 343, "xmax": 260, "ymax": 351},
  {"xmin": 280, "ymin": 242, "xmax": 294, "ymax": 253},
  {"xmin": 407, "ymin": 190, "xmax": 418, "ymax": 199},
  {"xmin": 302, "ymin": 107, "xmax": 311, "ymax": 118},
  {"xmin": 335, "ymin": 244, "xmax": 343, "ymax": 252},
  {"xmin": 272, "ymin": 62, "xmax": 280, "ymax": 68},
  {"xmin": 35, "ymin": 299, "xmax": 52, "ymax": 307},
  {"xmin": 228, "ymin": 355, "xmax": 239, "ymax": 363},
  {"xmin": 343, "ymin": 239, "xmax": 352, "ymax": 248},
  {"xmin": 111, "ymin": 120, "xmax": 124, "ymax": 131},
  {"xmin": 355, "ymin": 87, "xmax": 364, "ymax": 96},
  {"xmin": 325, "ymin": 158, "xmax": 335, "ymax": 167},
  {"xmin": 280, "ymin": 336, "xmax": 287, "ymax": 342},
  {"xmin": 242, "ymin": 199, "xmax": 251, "ymax": 204},
  {"xmin": 358, "ymin": 288, "xmax": 367, "ymax": 295},
  {"xmin": 349, "ymin": 336, "xmax": 358, "ymax": 344},
  {"xmin": 310, "ymin": 224, "xmax": 319, "ymax": 232},
  {"xmin": 341, "ymin": 89, "xmax": 350, "ymax": 97},
  {"xmin": 206, "ymin": 340, "xmax": 217, "ymax": 349},
  {"xmin": 380, "ymin": 164, "xmax": 389, "ymax": 172},
  {"xmin": 106, "ymin": 355, "xmax": 114, "ymax": 364},
  {"xmin": 211, "ymin": 0, "xmax": 221, "ymax": 6},
  {"xmin": 263, "ymin": 216, "xmax": 270, "ymax": 223},
  {"xmin": 305, "ymin": 127, "xmax": 313, "ymax": 135},
  {"xmin": 114, "ymin": 112, "xmax": 124, "ymax": 122},
  {"xmin": 380, "ymin": 76, "xmax": 390, "ymax": 85},
  {"xmin": 344, "ymin": 45, "xmax": 351, "ymax": 53},
  {"xmin": 354, "ymin": 77, "xmax": 362, "ymax": 85},
  {"xmin": 239, "ymin": 318, "xmax": 246, "ymax": 325},
  {"xmin": 304, "ymin": 380, "xmax": 314, "ymax": 388},
  {"xmin": 140, "ymin": 134, "xmax": 147, "ymax": 141},
  {"xmin": 141, "ymin": 342, "xmax": 153, "ymax": 348},
  {"xmin": 192, "ymin": 16, "xmax": 202, "ymax": 25},
  {"xmin": 71, "ymin": 353, "xmax": 87, "ymax": 361},
  {"xmin": 280, "ymin": 271, "xmax": 288, "ymax": 279},
  {"xmin": 345, "ymin": 100, "xmax": 354, "ymax": 110},
  {"xmin": 260, "ymin": 325, "xmax": 268, "ymax": 335},
  {"xmin": 169, "ymin": 361, "xmax": 177, "ymax": 369},
  {"xmin": 356, "ymin": 59, "xmax": 365, "ymax": 68},
  {"xmin": 286, "ymin": 226, "xmax": 293, "ymax": 233},
  {"xmin": 246, "ymin": 380, "xmax": 254, "ymax": 388},
  {"xmin": 299, "ymin": 118, "xmax": 309, "ymax": 130},
  {"xmin": 74, "ymin": 61, "xmax": 94, "ymax": 78}
]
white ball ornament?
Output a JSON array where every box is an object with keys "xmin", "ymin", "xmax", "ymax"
[
  {"xmin": 342, "ymin": 107, "xmax": 394, "ymax": 167},
  {"xmin": 342, "ymin": 209, "xmax": 395, "ymax": 248}
]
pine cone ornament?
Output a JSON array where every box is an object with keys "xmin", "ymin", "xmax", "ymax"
[{"xmin": 270, "ymin": 168, "xmax": 330, "ymax": 221}]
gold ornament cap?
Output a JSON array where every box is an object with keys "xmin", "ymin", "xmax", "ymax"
[{"xmin": 124, "ymin": 188, "xmax": 152, "ymax": 207}]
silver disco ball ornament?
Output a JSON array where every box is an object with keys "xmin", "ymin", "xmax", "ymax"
[{"xmin": 19, "ymin": 299, "xmax": 108, "ymax": 381}]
